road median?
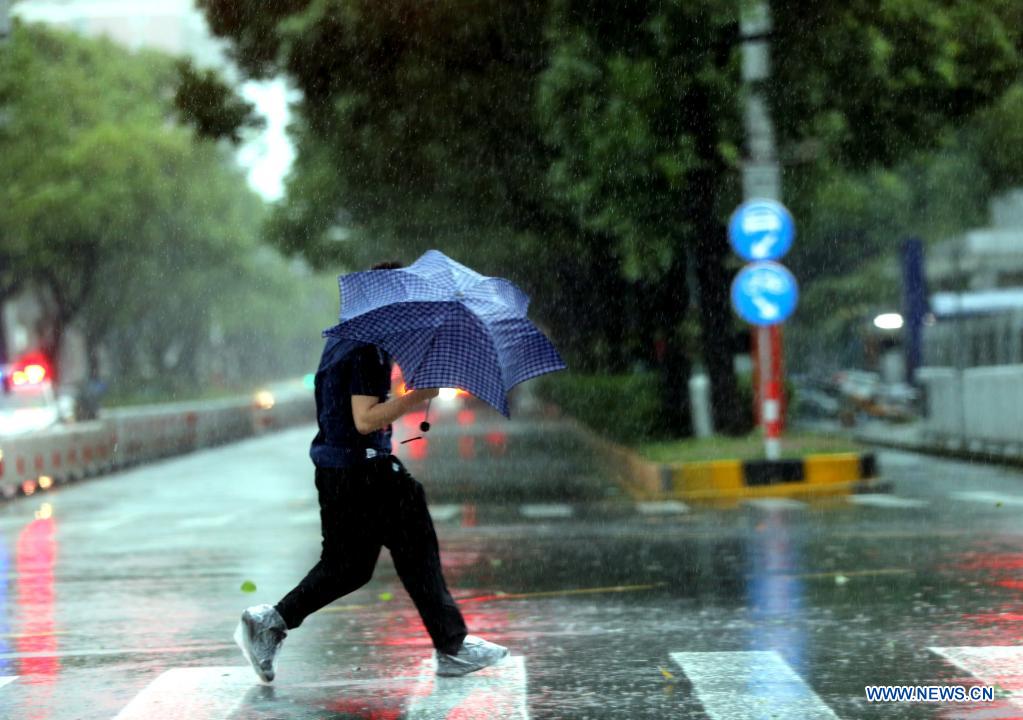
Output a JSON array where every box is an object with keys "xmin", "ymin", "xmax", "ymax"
[{"xmin": 551, "ymin": 407, "xmax": 882, "ymax": 505}]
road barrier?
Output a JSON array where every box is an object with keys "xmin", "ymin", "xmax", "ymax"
[{"xmin": 0, "ymin": 385, "xmax": 315, "ymax": 500}]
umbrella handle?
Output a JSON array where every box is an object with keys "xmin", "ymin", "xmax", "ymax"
[{"xmin": 420, "ymin": 398, "xmax": 432, "ymax": 433}]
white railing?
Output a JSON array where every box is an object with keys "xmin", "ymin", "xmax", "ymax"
[
  {"xmin": 919, "ymin": 365, "xmax": 1023, "ymax": 448},
  {"xmin": 0, "ymin": 384, "xmax": 314, "ymax": 499}
]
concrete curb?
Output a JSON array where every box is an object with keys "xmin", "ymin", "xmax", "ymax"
[
  {"xmin": 854, "ymin": 428, "xmax": 1023, "ymax": 470},
  {"xmin": 554, "ymin": 407, "xmax": 882, "ymax": 504}
]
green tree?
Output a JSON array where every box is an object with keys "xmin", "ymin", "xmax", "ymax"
[
  {"xmin": 0, "ymin": 23, "xmax": 328, "ymax": 399},
  {"xmin": 196, "ymin": 0, "xmax": 1023, "ymax": 436}
]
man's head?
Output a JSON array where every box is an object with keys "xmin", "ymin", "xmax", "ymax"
[{"xmin": 371, "ymin": 260, "xmax": 403, "ymax": 271}]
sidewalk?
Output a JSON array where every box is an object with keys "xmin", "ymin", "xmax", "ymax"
[{"xmin": 854, "ymin": 419, "xmax": 1023, "ymax": 467}]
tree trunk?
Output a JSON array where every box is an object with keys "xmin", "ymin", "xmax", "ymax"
[
  {"xmin": 692, "ymin": 228, "xmax": 749, "ymax": 435},
  {"xmin": 642, "ymin": 256, "xmax": 693, "ymax": 438}
]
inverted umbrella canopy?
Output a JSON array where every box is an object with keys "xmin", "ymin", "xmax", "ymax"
[{"xmin": 322, "ymin": 250, "xmax": 566, "ymax": 417}]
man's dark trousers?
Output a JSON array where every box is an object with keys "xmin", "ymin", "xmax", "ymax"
[{"xmin": 275, "ymin": 455, "xmax": 468, "ymax": 655}]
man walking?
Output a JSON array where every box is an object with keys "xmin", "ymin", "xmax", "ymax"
[{"xmin": 235, "ymin": 261, "xmax": 508, "ymax": 682}]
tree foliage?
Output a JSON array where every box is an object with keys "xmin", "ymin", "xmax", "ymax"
[
  {"xmin": 196, "ymin": 0, "xmax": 1023, "ymax": 436},
  {"xmin": 0, "ymin": 23, "xmax": 327, "ymax": 397}
]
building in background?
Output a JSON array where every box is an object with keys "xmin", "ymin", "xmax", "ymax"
[{"xmin": 924, "ymin": 188, "xmax": 1023, "ymax": 369}]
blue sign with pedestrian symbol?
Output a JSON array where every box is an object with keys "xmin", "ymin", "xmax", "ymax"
[
  {"xmin": 728, "ymin": 199, "xmax": 795, "ymax": 262},
  {"xmin": 731, "ymin": 262, "xmax": 799, "ymax": 326}
]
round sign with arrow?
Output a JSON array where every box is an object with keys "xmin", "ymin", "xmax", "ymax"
[
  {"xmin": 728, "ymin": 199, "xmax": 795, "ymax": 262},
  {"xmin": 730, "ymin": 261, "xmax": 799, "ymax": 326}
]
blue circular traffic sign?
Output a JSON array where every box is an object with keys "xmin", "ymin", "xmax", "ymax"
[
  {"xmin": 731, "ymin": 262, "xmax": 799, "ymax": 326},
  {"xmin": 728, "ymin": 199, "xmax": 795, "ymax": 262}
]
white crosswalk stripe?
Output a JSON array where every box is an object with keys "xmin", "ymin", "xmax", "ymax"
[
  {"xmin": 112, "ymin": 667, "xmax": 252, "ymax": 720},
  {"xmin": 519, "ymin": 503, "xmax": 573, "ymax": 519},
  {"xmin": 949, "ymin": 491, "xmax": 1023, "ymax": 507},
  {"xmin": 429, "ymin": 504, "xmax": 462, "ymax": 522},
  {"xmin": 848, "ymin": 495, "xmax": 929, "ymax": 509},
  {"xmin": 88, "ymin": 512, "xmax": 145, "ymax": 533},
  {"xmin": 741, "ymin": 498, "xmax": 808, "ymax": 511},
  {"xmin": 636, "ymin": 501, "xmax": 689, "ymax": 515},
  {"xmin": 931, "ymin": 645, "xmax": 1023, "ymax": 703},
  {"xmin": 287, "ymin": 510, "xmax": 321, "ymax": 525},
  {"xmin": 0, "ymin": 676, "xmax": 16, "ymax": 690},
  {"xmin": 407, "ymin": 656, "xmax": 528, "ymax": 719},
  {"xmin": 671, "ymin": 651, "xmax": 839, "ymax": 720},
  {"xmin": 111, "ymin": 659, "xmax": 528, "ymax": 720}
]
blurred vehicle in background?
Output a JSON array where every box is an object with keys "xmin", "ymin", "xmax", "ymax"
[
  {"xmin": 390, "ymin": 364, "xmax": 477, "ymax": 421},
  {"xmin": 0, "ymin": 353, "xmax": 74, "ymax": 436},
  {"xmin": 829, "ymin": 370, "xmax": 919, "ymax": 425},
  {"xmin": 791, "ymin": 370, "xmax": 919, "ymax": 426}
]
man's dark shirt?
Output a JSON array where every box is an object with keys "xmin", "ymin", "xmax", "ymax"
[{"xmin": 309, "ymin": 337, "xmax": 393, "ymax": 468}]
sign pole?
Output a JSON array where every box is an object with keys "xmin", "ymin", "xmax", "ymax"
[
  {"xmin": 740, "ymin": 0, "xmax": 784, "ymax": 459},
  {"xmin": 757, "ymin": 326, "xmax": 777, "ymax": 459}
]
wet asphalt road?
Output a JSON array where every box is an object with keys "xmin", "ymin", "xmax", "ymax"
[{"xmin": 3, "ymin": 402, "xmax": 1023, "ymax": 719}]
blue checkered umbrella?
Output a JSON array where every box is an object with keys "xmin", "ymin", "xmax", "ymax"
[{"xmin": 322, "ymin": 250, "xmax": 566, "ymax": 418}]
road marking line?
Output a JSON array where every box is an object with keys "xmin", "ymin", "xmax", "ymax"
[
  {"xmin": 847, "ymin": 495, "xmax": 929, "ymax": 509},
  {"xmin": 459, "ymin": 582, "xmax": 667, "ymax": 604},
  {"xmin": 407, "ymin": 655, "xmax": 527, "ymax": 719},
  {"xmin": 950, "ymin": 491, "xmax": 1023, "ymax": 507},
  {"xmin": 177, "ymin": 513, "xmax": 239, "ymax": 529},
  {"xmin": 113, "ymin": 667, "xmax": 253, "ymax": 720},
  {"xmin": 0, "ymin": 676, "xmax": 15, "ymax": 690},
  {"xmin": 670, "ymin": 651, "xmax": 839, "ymax": 720},
  {"xmin": 519, "ymin": 503, "xmax": 573, "ymax": 519},
  {"xmin": 0, "ymin": 643, "xmax": 236, "ymax": 661},
  {"xmin": 287, "ymin": 510, "xmax": 321, "ymax": 525},
  {"xmin": 741, "ymin": 498, "xmax": 808, "ymax": 511},
  {"xmin": 637, "ymin": 501, "xmax": 690, "ymax": 515},
  {"xmin": 931, "ymin": 645, "xmax": 1023, "ymax": 700},
  {"xmin": 794, "ymin": 567, "xmax": 910, "ymax": 581},
  {"xmin": 430, "ymin": 504, "xmax": 462, "ymax": 522},
  {"xmin": 88, "ymin": 512, "xmax": 145, "ymax": 533}
]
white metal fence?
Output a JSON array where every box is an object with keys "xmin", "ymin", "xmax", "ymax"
[
  {"xmin": 919, "ymin": 365, "xmax": 1023, "ymax": 449},
  {"xmin": 0, "ymin": 385, "xmax": 314, "ymax": 499}
]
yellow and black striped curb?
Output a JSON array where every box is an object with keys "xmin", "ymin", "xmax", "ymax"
[
  {"xmin": 650, "ymin": 453, "xmax": 880, "ymax": 503},
  {"xmin": 557, "ymin": 412, "xmax": 882, "ymax": 504}
]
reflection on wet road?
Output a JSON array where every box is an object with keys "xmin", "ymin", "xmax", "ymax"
[{"xmin": 1, "ymin": 401, "xmax": 1023, "ymax": 718}]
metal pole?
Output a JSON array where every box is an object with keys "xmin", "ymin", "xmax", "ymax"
[
  {"xmin": 741, "ymin": 1, "xmax": 783, "ymax": 459},
  {"xmin": 954, "ymin": 244, "xmax": 967, "ymax": 449}
]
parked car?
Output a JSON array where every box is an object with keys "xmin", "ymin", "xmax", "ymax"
[{"xmin": 0, "ymin": 355, "xmax": 65, "ymax": 436}]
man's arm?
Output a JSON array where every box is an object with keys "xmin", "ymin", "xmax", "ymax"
[{"xmin": 352, "ymin": 388, "xmax": 439, "ymax": 435}]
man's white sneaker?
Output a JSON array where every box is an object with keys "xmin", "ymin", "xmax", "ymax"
[
  {"xmin": 435, "ymin": 635, "xmax": 509, "ymax": 677},
  {"xmin": 234, "ymin": 604, "xmax": 287, "ymax": 683}
]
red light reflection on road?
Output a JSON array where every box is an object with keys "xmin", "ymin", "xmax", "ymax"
[
  {"xmin": 459, "ymin": 435, "xmax": 475, "ymax": 459},
  {"xmin": 324, "ymin": 700, "xmax": 403, "ymax": 719},
  {"xmin": 407, "ymin": 438, "xmax": 429, "ymax": 461},
  {"xmin": 485, "ymin": 432, "xmax": 507, "ymax": 457},
  {"xmin": 15, "ymin": 516, "xmax": 59, "ymax": 719},
  {"xmin": 457, "ymin": 410, "xmax": 475, "ymax": 426},
  {"xmin": 402, "ymin": 410, "xmax": 427, "ymax": 431}
]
